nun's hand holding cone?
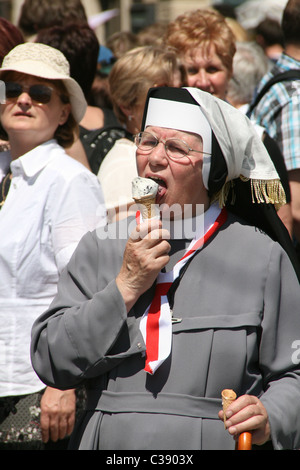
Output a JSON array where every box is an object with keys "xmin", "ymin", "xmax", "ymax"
[{"xmin": 116, "ymin": 219, "xmax": 171, "ymax": 313}]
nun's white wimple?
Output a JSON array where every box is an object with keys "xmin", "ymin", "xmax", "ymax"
[{"xmin": 144, "ymin": 96, "xmax": 212, "ymax": 179}]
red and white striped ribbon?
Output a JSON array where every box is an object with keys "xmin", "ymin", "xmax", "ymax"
[{"xmin": 138, "ymin": 204, "xmax": 228, "ymax": 374}]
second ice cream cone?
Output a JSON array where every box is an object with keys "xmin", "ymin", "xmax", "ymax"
[{"xmin": 221, "ymin": 389, "xmax": 237, "ymax": 428}]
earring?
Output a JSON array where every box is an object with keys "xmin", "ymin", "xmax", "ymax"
[{"xmin": 128, "ymin": 115, "xmax": 133, "ymax": 121}]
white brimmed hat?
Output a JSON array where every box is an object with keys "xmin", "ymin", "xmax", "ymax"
[{"xmin": 0, "ymin": 42, "xmax": 87, "ymax": 123}]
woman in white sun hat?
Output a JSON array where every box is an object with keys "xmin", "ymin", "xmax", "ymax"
[{"xmin": 0, "ymin": 42, "xmax": 106, "ymax": 449}]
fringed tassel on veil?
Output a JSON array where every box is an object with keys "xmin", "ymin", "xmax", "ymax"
[
  {"xmin": 249, "ymin": 178, "xmax": 286, "ymax": 209},
  {"xmin": 215, "ymin": 176, "xmax": 286, "ymax": 210}
]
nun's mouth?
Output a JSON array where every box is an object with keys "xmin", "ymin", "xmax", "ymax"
[{"xmin": 148, "ymin": 176, "xmax": 167, "ymax": 200}]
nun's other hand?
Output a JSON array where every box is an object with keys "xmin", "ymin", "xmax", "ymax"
[
  {"xmin": 40, "ymin": 387, "xmax": 76, "ymax": 443},
  {"xmin": 219, "ymin": 394, "xmax": 271, "ymax": 446}
]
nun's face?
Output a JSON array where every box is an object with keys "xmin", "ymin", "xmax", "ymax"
[{"xmin": 136, "ymin": 126, "xmax": 210, "ymax": 217}]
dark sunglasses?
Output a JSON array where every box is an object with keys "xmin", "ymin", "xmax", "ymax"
[{"xmin": 4, "ymin": 82, "xmax": 55, "ymax": 105}]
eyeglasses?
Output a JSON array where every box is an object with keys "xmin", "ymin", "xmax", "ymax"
[
  {"xmin": 134, "ymin": 131, "xmax": 211, "ymax": 161},
  {"xmin": 4, "ymin": 82, "xmax": 57, "ymax": 105}
]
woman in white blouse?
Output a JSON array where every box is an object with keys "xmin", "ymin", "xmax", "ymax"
[{"xmin": 0, "ymin": 43, "xmax": 106, "ymax": 449}]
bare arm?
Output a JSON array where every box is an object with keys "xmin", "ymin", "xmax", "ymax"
[
  {"xmin": 66, "ymin": 134, "xmax": 91, "ymax": 170},
  {"xmin": 277, "ymin": 202, "xmax": 293, "ymax": 238},
  {"xmin": 289, "ymin": 169, "xmax": 300, "ymax": 242}
]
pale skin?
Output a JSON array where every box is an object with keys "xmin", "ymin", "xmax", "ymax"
[
  {"xmin": 183, "ymin": 43, "xmax": 232, "ymax": 100},
  {"xmin": 116, "ymin": 125, "xmax": 271, "ymax": 446},
  {"xmin": 1, "ymin": 71, "xmax": 90, "ymax": 169},
  {"xmin": 1, "ymin": 73, "xmax": 71, "ymax": 159},
  {"xmin": 66, "ymin": 103, "xmax": 106, "ymax": 170},
  {"xmin": 66, "ymin": 136, "xmax": 91, "ymax": 170},
  {"xmin": 289, "ymin": 169, "xmax": 300, "ymax": 242},
  {"xmin": 1, "ymin": 72, "xmax": 76, "ymax": 442}
]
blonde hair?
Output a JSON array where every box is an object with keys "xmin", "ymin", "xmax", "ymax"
[
  {"xmin": 108, "ymin": 45, "xmax": 187, "ymax": 125},
  {"xmin": 225, "ymin": 17, "xmax": 251, "ymax": 43},
  {"xmin": 164, "ymin": 9, "xmax": 236, "ymax": 74},
  {"xmin": 106, "ymin": 31, "xmax": 140, "ymax": 59}
]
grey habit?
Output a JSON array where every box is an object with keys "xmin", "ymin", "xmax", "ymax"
[{"xmin": 31, "ymin": 211, "xmax": 300, "ymax": 450}]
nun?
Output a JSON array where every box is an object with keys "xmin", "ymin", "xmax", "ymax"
[{"xmin": 31, "ymin": 87, "xmax": 300, "ymax": 450}]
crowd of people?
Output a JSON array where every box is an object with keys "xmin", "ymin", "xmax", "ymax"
[{"xmin": 1, "ymin": 0, "xmax": 300, "ymax": 451}]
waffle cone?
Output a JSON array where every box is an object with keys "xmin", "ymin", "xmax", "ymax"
[
  {"xmin": 221, "ymin": 389, "xmax": 236, "ymax": 428},
  {"xmin": 134, "ymin": 195, "xmax": 157, "ymax": 219}
]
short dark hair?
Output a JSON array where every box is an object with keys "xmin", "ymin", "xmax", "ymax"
[
  {"xmin": 18, "ymin": 0, "xmax": 87, "ymax": 38},
  {"xmin": 255, "ymin": 18, "xmax": 284, "ymax": 48},
  {"xmin": 36, "ymin": 22, "xmax": 99, "ymax": 103}
]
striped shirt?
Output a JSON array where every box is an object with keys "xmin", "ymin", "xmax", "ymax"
[{"xmin": 250, "ymin": 53, "xmax": 300, "ymax": 171}]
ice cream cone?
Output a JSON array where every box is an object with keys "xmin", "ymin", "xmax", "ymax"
[
  {"xmin": 133, "ymin": 194, "xmax": 157, "ymax": 219},
  {"xmin": 132, "ymin": 177, "xmax": 159, "ymax": 220},
  {"xmin": 221, "ymin": 389, "xmax": 236, "ymax": 428}
]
